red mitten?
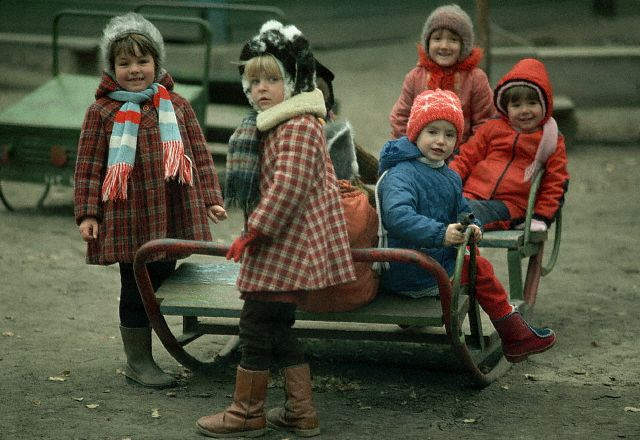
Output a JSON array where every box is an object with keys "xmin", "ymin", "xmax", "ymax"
[{"xmin": 226, "ymin": 230, "xmax": 265, "ymax": 262}]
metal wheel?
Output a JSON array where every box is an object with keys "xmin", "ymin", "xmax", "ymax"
[{"xmin": 0, "ymin": 180, "xmax": 51, "ymax": 211}]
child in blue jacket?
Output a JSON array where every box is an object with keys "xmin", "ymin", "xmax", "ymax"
[{"xmin": 377, "ymin": 88, "xmax": 556, "ymax": 363}]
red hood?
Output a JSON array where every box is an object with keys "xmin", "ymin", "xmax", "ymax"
[
  {"xmin": 494, "ymin": 58, "xmax": 554, "ymax": 124},
  {"xmin": 94, "ymin": 70, "xmax": 175, "ymax": 100}
]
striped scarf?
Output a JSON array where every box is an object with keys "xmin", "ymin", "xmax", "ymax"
[
  {"xmin": 102, "ymin": 83, "xmax": 192, "ymax": 201},
  {"xmin": 224, "ymin": 112, "xmax": 261, "ymax": 215}
]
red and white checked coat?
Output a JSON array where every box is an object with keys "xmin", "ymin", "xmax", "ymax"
[
  {"xmin": 237, "ymin": 95, "xmax": 356, "ymax": 293},
  {"xmin": 74, "ymin": 72, "xmax": 223, "ymax": 265}
]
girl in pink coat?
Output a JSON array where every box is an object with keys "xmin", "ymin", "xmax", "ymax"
[
  {"xmin": 197, "ymin": 21, "xmax": 355, "ymax": 438},
  {"xmin": 389, "ymin": 3, "xmax": 495, "ymax": 148}
]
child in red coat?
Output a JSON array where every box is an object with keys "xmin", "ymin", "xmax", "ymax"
[
  {"xmin": 450, "ymin": 58, "xmax": 570, "ymax": 231},
  {"xmin": 74, "ymin": 13, "xmax": 226, "ymax": 388},
  {"xmin": 389, "ymin": 3, "xmax": 495, "ymax": 147},
  {"xmin": 196, "ymin": 20, "xmax": 355, "ymax": 438}
]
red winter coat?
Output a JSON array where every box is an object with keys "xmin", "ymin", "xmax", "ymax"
[
  {"xmin": 450, "ymin": 59, "xmax": 569, "ymax": 224},
  {"xmin": 389, "ymin": 47, "xmax": 495, "ymax": 144},
  {"xmin": 74, "ymin": 72, "xmax": 223, "ymax": 265},
  {"xmin": 238, "ymin": 90, "xmax": 356, "ymax": 294}
]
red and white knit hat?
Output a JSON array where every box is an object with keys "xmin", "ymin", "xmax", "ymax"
[{"xmin": 407, "ymin": 89, "xmax": 464, "ymax": 143}]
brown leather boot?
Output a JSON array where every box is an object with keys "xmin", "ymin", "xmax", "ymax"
[
  {"xmin": 266, "ymin": 364, "xmax": 320, "ymax": 437},
  {"xmin": 119, "ymin": 326, "xmax": 176, "ymax": 388},
  {"xmin": 196, "ymin": 366, "xmax": 269, "ymax": 438}
]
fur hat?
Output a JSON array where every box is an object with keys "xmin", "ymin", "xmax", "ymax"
[
  {"xmin": 422, "ymin": 4, "xmax": 474, "ymax": 62},
  {"xmin": 406, "ymin": 89, "xmax": 464, "ymax": 143},
  {"xmin": 239, "ymin": 20, "xmax": 316, "ymax": 101},
  {"xmin": 100, "ymin": 12, "xmax": 165, "ymax": 79}
]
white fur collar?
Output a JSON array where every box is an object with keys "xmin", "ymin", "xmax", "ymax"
[{"xmin": 257, "ymin": 88, "xmax": 326, "ymax": 131}]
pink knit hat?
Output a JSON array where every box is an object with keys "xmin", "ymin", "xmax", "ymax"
[
  {"xmin": 407, "ymin": 89, "xmax": 464, "ymax": 143},
  {"xmin": 422, "ymin": 4, "xmax": 474, "ymax": 61}
]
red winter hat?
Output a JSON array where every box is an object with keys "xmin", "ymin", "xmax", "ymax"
[{"xmin": 407, "ymin": 89, "xmax": 464, "ymax": 143}]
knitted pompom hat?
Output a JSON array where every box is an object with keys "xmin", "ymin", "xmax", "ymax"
[
  {"xmin": 422, "ymin": 4, "xmax": 474, "ymax": 62},
  {"xmin": 100, "ymin": 12, "xmax": 165, "ymax": 79},
  {"xmin": 238, "ymin": 20, "xmax": 316, "ymax": 101},
  {"xmin": 406, "ymin": 89, "xmax": 464, "ymax": 143}
]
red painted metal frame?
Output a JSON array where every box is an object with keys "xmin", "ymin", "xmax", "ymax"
[{"xmin": 134, "ymin": 237, "xmax": 509, "ymax": 386}]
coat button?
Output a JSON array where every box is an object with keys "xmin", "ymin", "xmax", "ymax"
[{"xmin": 142, "ymin": 104, "xmax": 150, "ymax": 111}]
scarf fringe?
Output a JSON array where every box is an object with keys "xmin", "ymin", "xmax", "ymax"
[
  {"xmin": 163, "ymin": 139, "xmax": 193, "ymax": 185},
  {"xmin": 102, "ymin": 163, "xmax": 133, "ymax": 201}
]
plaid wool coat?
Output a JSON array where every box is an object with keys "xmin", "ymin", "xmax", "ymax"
[
  {"xmin": 74, "ymin": 72, "xmax": 223, "ymax": 265},
  {"xmin": 238, "ymin": 91, "xmax": 356, "ymax": 292}
]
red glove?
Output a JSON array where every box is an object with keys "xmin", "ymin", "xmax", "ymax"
[{"xmin": 226, "ymin": 230, "xmax": 265, "ymax": 262}]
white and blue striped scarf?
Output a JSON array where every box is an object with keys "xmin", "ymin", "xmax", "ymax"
[{"xmin": 102, "ymin": 83, "xmax": 192, "ymax": 201}]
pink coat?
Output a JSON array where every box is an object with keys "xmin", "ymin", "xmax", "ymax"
[
  {"xmin": 74, "ymin": 72, "xmax": 224, "ymax": 264},
  {"xmin": 237, "ymin": 99, "xmax": 356, "ymax": 293},
  {"xmin": 389, "ymin": 47, "xmax": 495, "ymax": 144}
]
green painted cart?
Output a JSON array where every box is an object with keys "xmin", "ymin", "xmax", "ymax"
[
  {"xmin": 0, "ymin": 9, "xmax": 211, "ymax": 211},
  {"xmin": 134, "ymin": 170, "xmax": 562, "ymax": 387}
]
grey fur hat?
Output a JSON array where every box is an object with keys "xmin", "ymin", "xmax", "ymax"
[
  {"xmin": 422, "ymin": 4, "xmax": 474, "ymax": 62},
  {"xmin": 238, "ymin": 20, "xmax": 316, "ymax": 102},
  {"xmin": 100, "ymin": 12, "xmax": 165, "ymax": 78}
]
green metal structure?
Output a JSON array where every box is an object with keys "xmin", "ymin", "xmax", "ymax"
[{"xmin": 0, "ymin": 9, "xmax": 211, "ymax": 210}]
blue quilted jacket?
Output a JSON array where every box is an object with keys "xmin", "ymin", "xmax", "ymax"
[{"xmin": 377, "ymin": 136, "xmax": 479, "ymax": 295}]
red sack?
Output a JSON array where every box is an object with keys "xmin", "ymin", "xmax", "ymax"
[{"xmin": 298, "ymin": 180, "xmax": 379, "ymax": 312}]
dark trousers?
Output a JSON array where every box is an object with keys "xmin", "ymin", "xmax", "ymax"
[
  {"xmin": 468, "ymin": 199, "xmax": 510, "ymax": 229},
  {"xmin": 118, "ymin": 260, "xmax": 176, "ymax": 328},
  {"xmin": 238, "ymin": 299, "xmax": 304, "ymax": 371}
]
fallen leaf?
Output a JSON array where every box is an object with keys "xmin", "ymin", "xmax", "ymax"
[
  {"xmin": 624, "ymin": 406, "xmax": 640, "ymax": 412},
  {"xmin": 85, "ymin": 404, "xmax": 99, "ymax": 409},
  {"xmin": 31, "ymin": 400, "xmax": 41, "ymax": 406},
  {"xmin": 463, "ymin": 418, "xmax": 477, "ymax": 423},
  {"xmin": 72, "ymin": 397, "xmax": 84, "ymax": 402},
  {"xmin": 501, "ymin": 385, "xmax": 510, "ymax": 390},
  {"xmin": 2, "ymin": 331, "xmax": 14, "ymax": 337},
  {"xmin": 151, "ymin": 408, "xmax": 161, "ymax": 418},
  {"xmin": 48, "ymin": 376, "xmax": 66, "ymax": 382}
]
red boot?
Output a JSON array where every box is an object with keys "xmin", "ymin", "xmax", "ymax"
[
  {"xmin": 492, "ymin": 311, "xmax": 556, "ymax": 363},
  {"xmin": 196, "ymin": 366, "xmax": 269, "ymax": 438}
]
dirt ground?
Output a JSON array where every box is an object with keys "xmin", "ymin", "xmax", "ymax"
[
  {"xmin": 2, "ymin": 4, "xmax": 640, "ymax": 436},
  {"xmin": 1, "ymin": 142, "xmax": 639, "ymax": 440}
]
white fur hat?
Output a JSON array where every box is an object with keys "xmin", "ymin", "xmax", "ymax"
[{"xmin": 100, "ymin": 12, "xmax": 165, "ymax": 78}]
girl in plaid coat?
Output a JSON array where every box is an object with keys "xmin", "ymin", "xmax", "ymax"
[
  {"xmin": 197, "ymin": 21, "xmax": 355, "ymax": 438},
  {"xmin": 74, "ymin": 13, "xmax": 226, "ymax": 388}
]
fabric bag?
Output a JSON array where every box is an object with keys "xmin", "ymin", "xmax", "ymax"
[{"xmin": 298, "ymin": 180, "xmax": 379, "ymax": 312}]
